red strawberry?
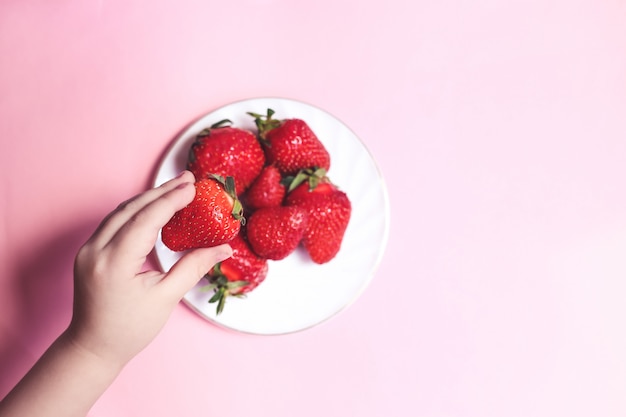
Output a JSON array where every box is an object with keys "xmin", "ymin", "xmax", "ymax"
[
  {"xmin": 203, "ymin": 234, "xmax": 269, "ymax": 314},
  {"xmin": 187, "ymin": 119, "xmax": 265, "ymax": 194},
  {"xmin": 161, "ymin": 175, "xmax": 244, "ymax": 251},
  {"xmin": 246, "ymin": 206, "xmax": 308, "ymax": 260},
  {"xmin": 247, "ymin": 109, "xmax": 330, "ymax": 176},
  {"xmin": 244, "ymin": 165, "xmax": 286, "ymax": 210},
  {"xmin": 284, "ymin": 169, "xmax": 351, "ymax": 264}
]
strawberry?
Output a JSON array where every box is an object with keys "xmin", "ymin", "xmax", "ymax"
[
  {"xmin": 246, "ymin": 206, "xmax": 308, "ymax": 260},
  {"xmin": 203, "ymin": 234, "xmax": 269, "ymax": 314},
  {"xmin": 247, "ymin": 109, "xmax": 330, "ymax": 176},
  {"xmin": 161, "ymin": 175, "xmax": 244, "ymax": 251},
  {"xmin": 284, "ymin": 168, "xmax": 351, "ymax": 264},
  {"xmin": 243, "ymin": 165, "xmax": 286, "ymax": 210},
  {"xmin": 187, "ymin": 119, "xmax": 265, "ymax": 194}
]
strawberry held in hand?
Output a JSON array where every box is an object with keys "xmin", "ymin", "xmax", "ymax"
[
  {"xmin": 187, "ymin": 119, "xmax": 265, "ymax": 194},
  {"xmin": 248, "ymin": 109, "xmax": 331, "ymax": 176},
  {"xmin": 285, "ymin": 168, "xmax": 351, "ymax": 264},
  {"xmin": 247, "ymin": 205, "xmax": 308, "ymax": 260},
  {"xmin": 161, "ymin": 175, "xmax": 244, "ymax": 251},
  {"xmin": 203, "ymin": 234, "xmax": 269, "ymax": 314}
]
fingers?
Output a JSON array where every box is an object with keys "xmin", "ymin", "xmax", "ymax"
[
  {"xmin": 106, "ymin": 180, "xmax": 197, "ymax": 267},
  {"xmin": 158, "ymin": 244, "xmax": 233, "ymax": 300},
  {"xmin": 90, "ymin": 171, "xmax": 195, "ymax": 248}
]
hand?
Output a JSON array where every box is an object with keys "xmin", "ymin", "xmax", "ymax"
[
  {"xmin": 66, "ymin": 170, "xmax": 232, "ymax": 367},
  {"xmin": 0, "ymin": 171, "xmax": 232, "ymax": 417}
]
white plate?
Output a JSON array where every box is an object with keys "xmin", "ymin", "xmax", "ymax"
[{"xmin": 153, "ymin": 97, "xmax": 390, "ymax": 335}]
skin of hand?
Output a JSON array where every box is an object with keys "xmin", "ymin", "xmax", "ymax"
[
  {"xmin": 0, "ymin": 170, "xmax": 233, "ymax": 417},
  {"xmin": 68, "ymin": 169, "xmax": 233, "ymax": 366}
]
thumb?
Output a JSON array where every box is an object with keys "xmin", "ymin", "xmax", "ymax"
[{"xmin": 159, "ymin": 244, "xmax": 233, "ymax": 300}]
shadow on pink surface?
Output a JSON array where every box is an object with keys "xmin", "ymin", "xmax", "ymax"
[{"xmin": 0, "ymin": 219, "xmax": 99, "ymax": 398}]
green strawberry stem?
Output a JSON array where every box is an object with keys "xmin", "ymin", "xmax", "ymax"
[
  {"xmin": 196, "ymin": 119, "xmax": 233, "ymax": 140},
  {"xmin": 285, "ymin": 167, "xmax": 328, "ymax": 192},
  {"xmin": 210, "ymin": 119, "xmax": 233, "ymax": 129},
  {"xmin": 247, "ymin": 108, "xmax": 282, "ymax": 140},
  {"xmin": 204, "ymin": 265, "xmax": 249, "ymax": 315},
  {"xmin": 209, "ymin": 174, "xmax": 246, "ymax": 225}
]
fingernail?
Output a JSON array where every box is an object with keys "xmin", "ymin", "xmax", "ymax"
[
  {"xmin": 175, "ymin": 170, "xmax": 188, "ymax": 179},
  {"xmin": 215, "ymin": 245, "xmax": 233, "ymax": 263}
]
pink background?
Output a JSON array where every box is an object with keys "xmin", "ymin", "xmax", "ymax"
[{"xmin": 1, "ymin": 0, "xmax": 625, "ymax": 416}]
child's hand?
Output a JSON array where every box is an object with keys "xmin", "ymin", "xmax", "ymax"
[
  {"xmin": 67, "ymin": 171, "xmax": 232, "ymax": 367},
  {"xmin": 0, "ymin": 171, "xmax": 232, "ymax": 417}
]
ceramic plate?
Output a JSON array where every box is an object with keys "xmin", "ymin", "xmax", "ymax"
[{"xmin": 153, "ymin": 97, "xmax": 390, "ymax": 335}]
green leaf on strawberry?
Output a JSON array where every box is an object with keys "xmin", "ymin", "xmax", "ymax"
[{"xmin": 202, "ymin": 234, "xmax": 269, "ymax": 315}]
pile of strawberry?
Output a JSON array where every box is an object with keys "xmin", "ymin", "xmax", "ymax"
[{"xmin": 161, "ymin": 109, "xmax": 352, "ymax": 314}]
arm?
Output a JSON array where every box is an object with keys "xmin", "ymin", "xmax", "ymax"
[
  {"xmin": 0, "ymin": 171, "xmax": 232, "ymax": 417},
  {"xmin": 0, "ymin": 332, "xmax": 122, "ymax": 417}
]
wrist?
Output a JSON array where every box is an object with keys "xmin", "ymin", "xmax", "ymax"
[
  {"xmin": 0, "ymin": 330, "xmax": 125, "ymax": 417},
  {"xmin": 58, "ymin": 327, "xmax": 127, "ymax": 376}
]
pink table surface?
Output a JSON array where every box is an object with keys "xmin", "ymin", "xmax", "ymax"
[{"xmin": 1, "ymin": 1, "xmax": 625, "ymax": 416}]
